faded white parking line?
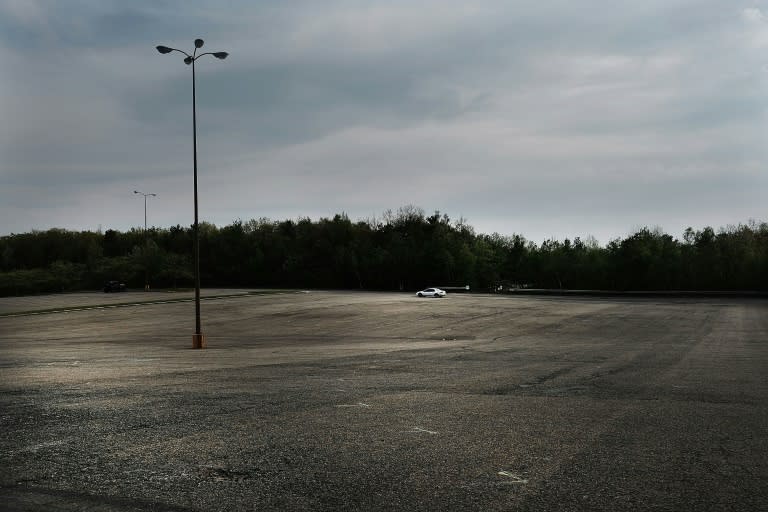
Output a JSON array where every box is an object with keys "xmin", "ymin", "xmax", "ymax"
[
  {"xmin": 498, "ymin": 471, "xmax": 528, "ymax": 483},
  {"xmin": 0, "ymin": 294, "xmax": 255, "ymax": 318},
  {"xmin": 335, "ymin": 402, "xmax": 371, "ymax": 408},
  {"xmin": 404, "ymin": 426, "xmax": 438, "ymax": 435},
  {"xmin": 16, "ymin": 440, "xmax": 65, "ymax": 454}
]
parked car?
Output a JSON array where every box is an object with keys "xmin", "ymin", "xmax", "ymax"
[
  {"xmin": 416, "ymin": 288, "xmax": 446, "ymax": 298},
  {"xmin": 103, "ymin": 281, "xmax": 126, "ymax": 293}
]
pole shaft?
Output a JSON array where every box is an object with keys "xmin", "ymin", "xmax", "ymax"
[
  {"xmin": 192, "ymin": 58, "xmax": 202, "ymax": 336},
  {"xmin": 144, "ymin": 195, "xmax": 148, "ymax": 291}
]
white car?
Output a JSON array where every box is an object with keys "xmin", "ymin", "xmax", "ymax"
[{"xmin": 416, "ymin": 288, "xmax": 447, "ymax": 298}]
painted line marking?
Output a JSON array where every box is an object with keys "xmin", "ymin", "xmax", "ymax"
[
  {"xmin": 498, "ymin": 471, "xmax": 528, "ymax": 483},
  {"xmin": 405, "ymin": 426, "xmax": 438, "ymax": 435},
  {"xmin": 1, "ymin": 292, "xmax": 285, "ymax": 318},
  {"xmin": 18, "ymin": 440, "xmax": 65, "ymax": 453},
  {"xmin": 336, "ymin": 402, "xmax": 371, "ymax": 408}
]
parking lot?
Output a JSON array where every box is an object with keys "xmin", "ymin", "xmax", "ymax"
[{"xmin": 1, "ymin": 290, "xmax": 766, "ymax": 511}]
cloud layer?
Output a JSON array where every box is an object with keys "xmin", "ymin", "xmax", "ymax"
[{"xmin": 1, "ymin": 0, "xmax": 766, "ymax": 243}]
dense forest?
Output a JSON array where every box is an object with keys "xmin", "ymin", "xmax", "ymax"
[{"xmin": 1, "ymin": 206, "xmax": 766, "ymax": 296}]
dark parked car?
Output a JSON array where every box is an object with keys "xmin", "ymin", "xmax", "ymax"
[{"xmin": 103, "ymin": 281, "xmax": 126, "ymax": 293}]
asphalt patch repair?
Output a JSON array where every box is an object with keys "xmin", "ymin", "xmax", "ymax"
[{"xmin": 1, "ymin": 290, "xmax": 766, "ymax": 511}]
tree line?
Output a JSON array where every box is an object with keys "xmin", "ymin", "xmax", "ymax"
[{"xmin": 0, "ymin": 206, "xmax": 766, "ymax": 296}]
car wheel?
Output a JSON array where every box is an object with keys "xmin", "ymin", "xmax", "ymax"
[
  {"xmin": 417, "ymin": 293, "xmax": 423, "ymax": 297},
  {"xmin": 434, "ymin": 293, "xmax": 439, "ymax": 297}
]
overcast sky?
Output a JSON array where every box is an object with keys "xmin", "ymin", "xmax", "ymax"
[{"xmin": 1, "ymin": 1, "xmax": 766, "ymax": 244}]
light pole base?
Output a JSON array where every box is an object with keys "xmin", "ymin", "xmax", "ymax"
[{"xmin": 192, "ymin": 334, "xmax": 206, "ymax": 349}]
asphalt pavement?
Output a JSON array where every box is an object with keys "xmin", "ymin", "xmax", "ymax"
[{"xmin": 0, "ymin": 291, "xmax": 766, "ymax": 511}]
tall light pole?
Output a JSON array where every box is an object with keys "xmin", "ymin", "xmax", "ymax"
[
  {"xmin": 156, "ymin": 39, "xmax": 228, "ymax": 349},
  {"xmin": 134, "ymin": 190, "xmax": 156, "ymax": 291}
]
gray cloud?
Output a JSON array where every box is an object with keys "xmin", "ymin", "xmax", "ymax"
[{"xmin": 1, "ymin": 0, "xmax": 766, "ymax": 243}]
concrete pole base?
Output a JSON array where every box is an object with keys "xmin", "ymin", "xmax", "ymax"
[{"xmin": 192, "ymin": 334, "xmax": 206, "ymax": 349}]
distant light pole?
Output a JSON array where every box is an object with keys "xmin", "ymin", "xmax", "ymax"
[
  {"xmin": 156, "ymin": 39, "xmax": 228, "ymax": 349},
  {"xmin": 134, "ymin": 190, "xmax": 156, "ymax": 291}
]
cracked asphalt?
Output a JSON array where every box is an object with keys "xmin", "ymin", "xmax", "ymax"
[{"xmin": 0, "ymin": 291, "xmax": 766, "ymax": 511}]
